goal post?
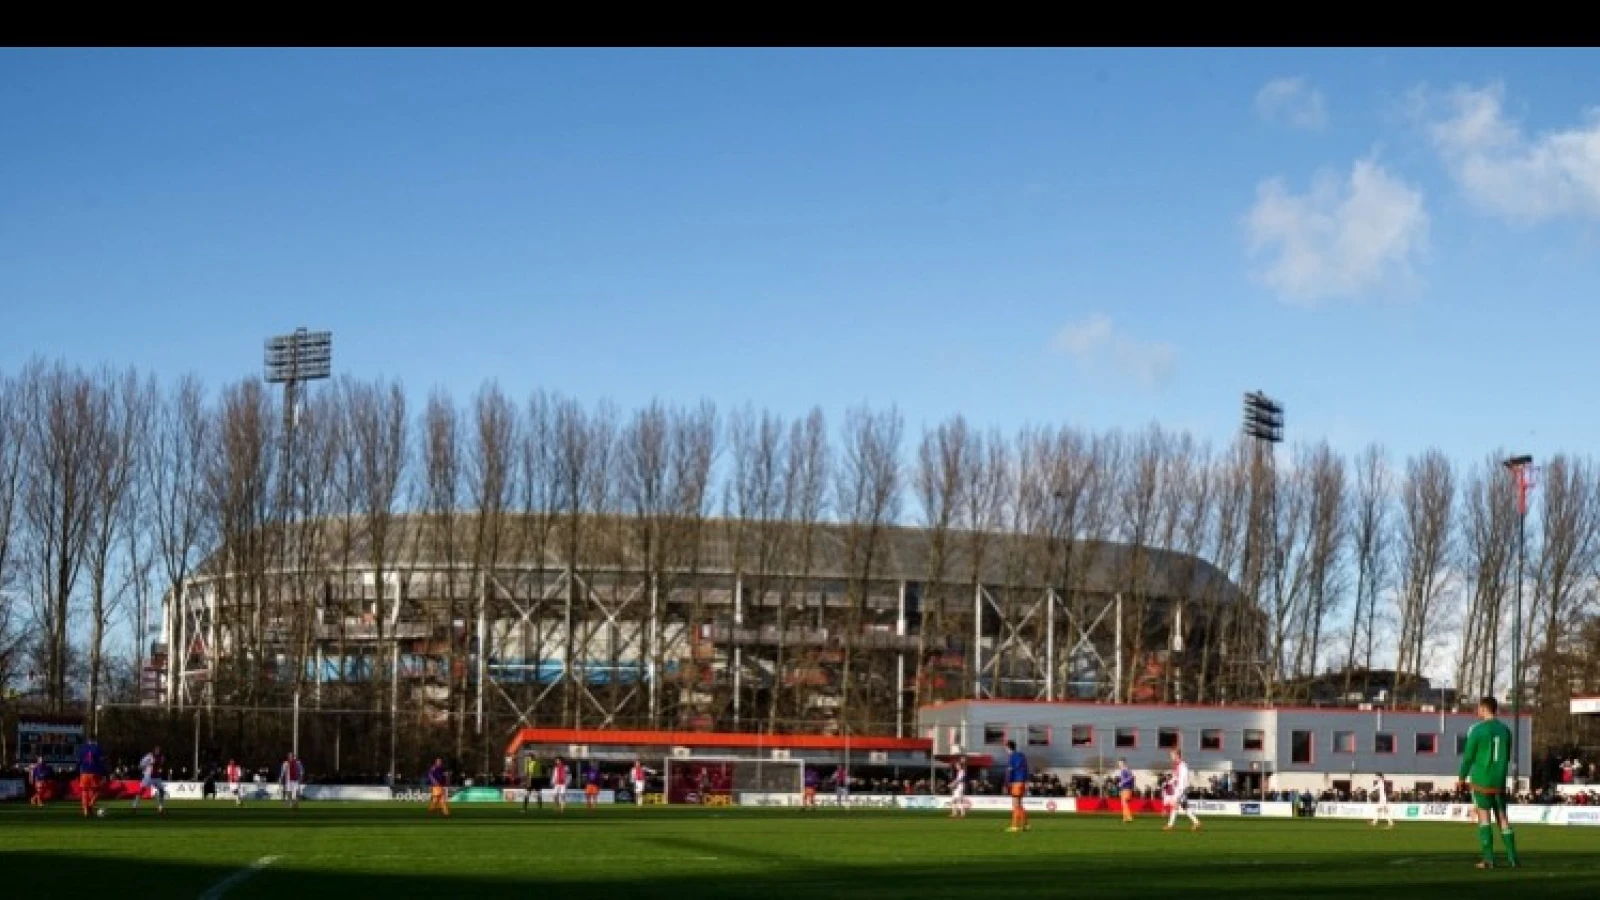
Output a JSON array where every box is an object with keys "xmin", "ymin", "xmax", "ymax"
[{"xmin": 662, "ymin": 756, "xmax": 804, "ymax": 805}]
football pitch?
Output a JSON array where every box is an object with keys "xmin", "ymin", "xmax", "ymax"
[{"xmin": 5, "ymin": 803, "xmax": 1600, "ymax": 899}]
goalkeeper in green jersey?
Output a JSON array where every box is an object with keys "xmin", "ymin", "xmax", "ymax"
[{"xmin": 1458, "ymin": 695, "xmax": 1519, "ymax": 869}]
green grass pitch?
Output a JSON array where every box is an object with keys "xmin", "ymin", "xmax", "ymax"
[{"xmin": 4, "ymin": 802, "xmax": 1599, "ymax": 898}]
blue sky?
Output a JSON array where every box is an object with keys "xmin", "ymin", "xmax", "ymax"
[{"xmin": 4, "ymin": 48, "xmax": 1599, "ymax": 470}]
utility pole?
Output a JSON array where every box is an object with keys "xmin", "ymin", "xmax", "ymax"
[{"xmin": 1502, "ymin": 453, "xmax": 1533, "ymax": 793}]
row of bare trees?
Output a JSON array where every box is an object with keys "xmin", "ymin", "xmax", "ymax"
[{"xmin": 2, "ymin": 359, "xmax": 1598, "ymax": 767}]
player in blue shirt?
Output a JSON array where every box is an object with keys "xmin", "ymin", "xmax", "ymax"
[
  {"xmin": 1116, "ymin": 758, "xmax": 1137, "ymax": 823},
  {"xmin": 1005, "ymin": 740, "xmax": 1030, "ymax": 833}
]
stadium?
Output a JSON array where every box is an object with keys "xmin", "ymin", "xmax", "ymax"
[{"xmin": 157, "ymin": 513, "xmax": 1255, "ymax": 749}]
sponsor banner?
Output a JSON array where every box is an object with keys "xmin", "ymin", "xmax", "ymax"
[
  {"xmin": 1073, "ymin": 797, "xmax": 1165, "ymax": 815},
  {"xmin": 496, "ymin": 788, "xmax": 616, "ymax": 805},
  {"xmin": 0, "ymin": 778, "xmax": 25, "ymax": 800},
  {"xmin": 957, "ymin": 795, "xmax": 1070, "ymax": 813},
  {"xmin": 1317, "ymin": 801, "xmax": 1592, "ymax": 825},
  {"xmin": 1561, "ymin": 807, "xmax": 1600, "ymax": 826},
  {"xmin": 452, "ymin": 787, "xmax": 510, "ymax": 803},
  {"xmin": 898, "ymin": 796, "xmax": 944, "ymax": 811},
  {"xmin": 302, "ymin": 785, "xmax": 391, "ymax": 802},
  {"xmin": 738, "ymin": 792, "xmax": 805, "ymax": 807}
]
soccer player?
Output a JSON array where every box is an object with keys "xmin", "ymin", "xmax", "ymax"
[
  {"xmin": 279, "ymin": 752, "xmax": 303, "ymax": 811},
  {"xmin": 29, "ymin": 757, "xmax": 50, "ymax": 807},
  {"xmin": 583, "ymin": 763, "xmax": 600, "ymax": 811},
  {"xmin": 1116, "ymin": 758, "xmax": 1137, "ymax": 823},
  {"xmin": 1459, "ymin": 695, "xmax": 1520, "ymax": 869},
  {"xmin": 1370, "ymin": 773, "xmax": 1393, "ymax": 829},
  {"xmin": 426, "ymin": 758, "xmax": 451, "ymax": 817},
  {"xmin": 1163, "ymin": 749, "xmax": 1201, "ymax": 832},
  {"xmin": 521, "ymin": 755, "xmax": 543, "ymax": 813},
  {"xmin": 131, "ymin": 745, "xmax": 167, "ymax": 816},
  {"xmin": 949, "ymin": 759, "xmax": 967, "ymax": 818},
  {"xmin": 631, "ymin": 758, "xmax": 648, "ymax": 807},
  {"xmin": 550, "ymin": 756, "xmax": 569, "ymax": 813},
  {"xmin": 802, "ymin": 767, "xmax": 818, "ymax": 810},
  {"xmin": 77, "ymin": 737, "xmax": 105, "ymax": 819},
  {"xmin": 833, "ymin": 764, "xmax": 849, "ymax": 808},
  {"xmin": 1004, "ymin": 740, "xmax": 1030, "ymax": 834},
  {"xmin": 226, "ymin": 759, "xmax": 244, "ymax": 806}
]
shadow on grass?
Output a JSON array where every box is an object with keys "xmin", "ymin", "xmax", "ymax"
[{"xmin": 4, "ymin": 848, "xmax": 1598, "ymax": 900}]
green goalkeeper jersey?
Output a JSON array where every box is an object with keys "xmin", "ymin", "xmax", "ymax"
[{"xmin": 1458, "ymin": 717, "xmax": 1513, "ymax": 788}]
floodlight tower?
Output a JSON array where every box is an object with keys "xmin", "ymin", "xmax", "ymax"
[
  {"xmin": 1502, "ymin": 453, "xmax": 1533, "ymax": 792},
  {"xmin": 264, "ymin": 329, "xmax": 331, "ymax": 761},
  {"xmin": 264, "ymin": 329, "xmax": 332, "ymax": 514},
  {"xmin": 1237, "ymin": 391, "xmax": 1284, "ymax": 702}
]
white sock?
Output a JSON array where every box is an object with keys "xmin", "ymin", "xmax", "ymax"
[
  {"xmin": 1187, "ymin": 811, "xmax": 1200, "ymax": 825},
  {"xmin": 1167, "ymin": 809, "xmax": 1177, "ymax": 827}
]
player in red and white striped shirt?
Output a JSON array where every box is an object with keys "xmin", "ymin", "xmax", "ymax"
[
  {"xmin": 631, "ymin": 758, "xmax": 648, "ymax": 807},
  {"xmin": 226, "ymin": 760, "xmax": 244, "ymax": 806},
  {"xmin": 550, "ymin": 757, "xmax": 569, "ymax": 813}
]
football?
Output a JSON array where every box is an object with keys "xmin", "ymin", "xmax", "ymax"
[{"xmin": 96, "ymin": 808, "xmax": 106, "ymax": 818}]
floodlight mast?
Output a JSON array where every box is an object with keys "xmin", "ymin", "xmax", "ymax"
[
  {"xmin": 1236, "ymin": 391, "xmax": 1284, "ymax": 704},
  {"xmin": 263, "ymin": 328, "xmax": 332, "ymax": 521},
  {"xmin": 1502, "ymin": 453, "xmax": 1533, "ymax": 793}
]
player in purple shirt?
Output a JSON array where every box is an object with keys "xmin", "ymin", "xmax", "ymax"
[
  {"xmin": 78, "ymin": 739, "xmax": 105, "ymax": 818},
  {"xmin": 426, "ymin": 758, "xmax": 450, "ymax": 817},
  {"xmin": 583, "ymin": 763, "xmax": 601, "ymax": 811},
  {"xmin": 29, "ymin": 758, "xmax": 50, "ymax": 808}
]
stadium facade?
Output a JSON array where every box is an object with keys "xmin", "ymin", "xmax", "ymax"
[{"xmin": 156, "ymin": 513, "xmax": 1256, "ymax": 737}]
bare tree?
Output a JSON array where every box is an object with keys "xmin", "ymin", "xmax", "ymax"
[
  {"xmin": 204, "ymin": 378, "xmax": 279, "ymax": 707},
  {"xmin": 153, "ymin": 375, "xmax": 210, "ymax": 707},
  {"xmin": 1529, "ymin": 455, "xmax": 1599, "ymax": 729},
  {"xmin": 1294, "ymin": 443, "xmax": 1347, "ymax": 683},
  {"xmin": 83, "ymin": 367, "xmax": 154, "ymax": 720},
  {"xmin": 0, "ymin": 372, "xmax": 26, "ymax": 690},
  {"xmin": 778, "ymin": 408, "xmax": 828, "ymax": 726},
  {"xmin": 1394, "ymin": 450, "xmax": 1455, "ymax": 696},
  {"xmin": 912, "ymin": 416, "xmax": 972, "ymax": 711},
  {"xmin": 1455, "ymin": 455, "xmax": 1518, "ymax": 698},
  {"xmin": 834, "ymin": 404, "xmax": 903, "ymax": 731},
  {"xmin": 419, "ymin": 390, "xmax": 463, "ymax": 755},
  {"xmin": 1200, "ymin": 439, "xmax": 1251, "ymax": 703},
  {"xmin": 1341, "ymin": 444, "xmax": 1391, "ymax": 698},
  {"xmin": 20, "ymin": 361, "xmax": 100, "ymax": 710},
  {"xmin": 726, "ymin": 404, "xmax": 788, "ymax": 730}
]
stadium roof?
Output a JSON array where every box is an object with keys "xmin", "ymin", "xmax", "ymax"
[{"xmin": 197, "ymin": 513, "xmax": 1244, "ymax": 602}]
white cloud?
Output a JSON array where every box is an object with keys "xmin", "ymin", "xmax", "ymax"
[
  {"xmin": 1244, "ymin": 156, "xmax": 1430, "ymax": 306},
  {"xmin": 1418, "ymin": 81, "xmax": 1600, "ymax": 224},
  {"xmin": 1050, "ymin": 314, "xmax": 1175, "ymax": 387},
  {"xmin": 1255, "ymin": 77, "xmax": 1329, "ymax": 131}
]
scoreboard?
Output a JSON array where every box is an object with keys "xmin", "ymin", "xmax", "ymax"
[{"xmin": 17, "ymin": 719, "xmax": 84, "ymax": 766}]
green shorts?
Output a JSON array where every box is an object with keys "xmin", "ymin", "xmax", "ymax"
[{"xmin": 1470, "ymin": 787, "xmax": 1506, "ymax": 811}]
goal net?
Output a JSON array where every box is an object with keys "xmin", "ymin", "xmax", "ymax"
[{"xmin": 662, "ymin": 757, "xmax": 804, "ymax": 805}]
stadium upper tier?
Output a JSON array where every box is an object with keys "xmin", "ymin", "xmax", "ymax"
[
  {"xmin": 160, "ymin": 513, "xmax": 1257, "ymax": 722},
  {"xmin": 176, "ymin": 512, "xmax": 1246, "ymax": 601}
]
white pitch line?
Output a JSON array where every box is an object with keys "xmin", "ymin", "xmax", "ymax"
[{"xmin": 199, "ymin": 855, "xmax": 280, "ymax": 900}]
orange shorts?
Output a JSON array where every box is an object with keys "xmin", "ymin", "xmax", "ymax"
[
  {"xmin": 804, "ymin": 787, "xmax": 816, "ymax": 798},
  {"xmin": 78, "ymin": 774, "xmax": 99, "ymax": 793},
  {"xmin": 430, "ymin": 786, "xmax": 445, "ymax": 801},
  {"xmin": 1009, "ymin": 783, "xmax": 1026, "ymax": 799},
  {"xmin": 585, "ymin": 784, "xmax": 599, "ymax": 796}
]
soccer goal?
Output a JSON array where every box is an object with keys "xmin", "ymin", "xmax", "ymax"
[{"xmin": 662, "ymin": 757, "xmax": 804, "ymax": 805}]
